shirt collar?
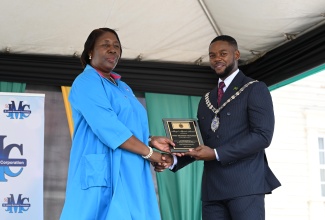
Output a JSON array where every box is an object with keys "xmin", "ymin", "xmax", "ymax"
[
  {"xmin": 88, "ymin": 65, "xmax": 121, "ymax": 80},
  {"xmin": 218, "ymin": 69, "xmax": 239, "ymax": 90}
]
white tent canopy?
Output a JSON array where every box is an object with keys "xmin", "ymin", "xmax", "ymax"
[{"xmin": 2, "ymin": 0, "xmax": 325, "ymax": 65}]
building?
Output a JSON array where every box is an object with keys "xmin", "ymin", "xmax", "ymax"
[{"xmin": 266, "ymin": 70, "xmax": 325, "ymax": 220}]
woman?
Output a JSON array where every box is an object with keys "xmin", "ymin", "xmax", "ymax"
[{"xmin": 60, "ymin": 28, "xmax": 173, "ymax": 220}]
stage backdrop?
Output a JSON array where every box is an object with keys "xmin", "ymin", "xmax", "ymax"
[
  {"xmin": 0, "ymin": 92, "xmax": 45, "ymax": 220},
  {"xmin": 146, "ymin": 93, "xmax": 203, "ymax": 220}
]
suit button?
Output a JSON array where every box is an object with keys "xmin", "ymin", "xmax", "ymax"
[
  {"xmin": 227, "ymin": 112, "xmax": 231, "ymax": 116},
  {"xmin": 216, "ymin": 135, "xmax": 219, "ymax": 138}
]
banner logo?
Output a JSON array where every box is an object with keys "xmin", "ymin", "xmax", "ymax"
[
  {"xmin": 3, "ymin": 101, "xmax": 31, "ymax": 119},
  {"xmin": 2, "ymin": 194, "xmax": 30, "ymax": 213},
  {"xmin": 0, "ymin": 136, "xmax": 27, "ymax": 182}
]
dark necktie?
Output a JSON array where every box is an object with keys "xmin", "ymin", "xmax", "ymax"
[{"xmin": 217, "ymin": 81, "xmax": 225, "ymax": 106}]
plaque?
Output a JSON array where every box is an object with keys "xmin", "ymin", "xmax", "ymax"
[{"xmin": 162, "ymin": 118, "xmax": 204, "ymax": 152}]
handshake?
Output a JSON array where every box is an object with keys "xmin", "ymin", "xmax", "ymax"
[
  {"xmin": 150, "ymin": 153, "xmax": 174, "ymax": 172},
  {"xmin": 148, "ymin": 136, "xmax": 216, "ymax": 172},
  {"xmin": 146, "ymin": 136, "xmax": 175, "ymax": 172}
]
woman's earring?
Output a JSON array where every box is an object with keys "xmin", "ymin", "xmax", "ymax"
[{"xmin": 89, "ymin": 55, "xmax": 92, "ymax": 60}]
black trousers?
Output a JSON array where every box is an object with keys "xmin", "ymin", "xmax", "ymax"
[{"xmin": 202, "ymin": 194, "xmax": 265, "ymax": 220}]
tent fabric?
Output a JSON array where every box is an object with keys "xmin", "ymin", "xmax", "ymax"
[
  {"xmin": 269, "ymin": 63, "xmax": 325, "ymax": 91},
  {"xmin": 240, "ymin": 23, "xmax": 325, "ymax": 86},
  {"xmin": 1, "ymin": 0, "xmax": 325, "ymax": 65},
  {"xmin": 0, "ymin": 23, "xmax": 324, "ymax": 96},
  {"xmin": 145, "ymin": 92, "xmax": 203, "ymax": 220}
]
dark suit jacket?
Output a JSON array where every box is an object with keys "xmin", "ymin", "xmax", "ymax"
[{"xmin": 173, "ymin": 71, "xmax": 281, "ymax": 201}]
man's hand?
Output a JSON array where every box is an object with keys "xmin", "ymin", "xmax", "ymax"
[
  {"xmin": 151, "ymin": 153, "xmax": 174, "ymax": 172},
  {"xmin": 184, "ymin": 145, "xmax": 216, "ymax": 161},
  {"xmin": 150, "ymin": 136, "xmax": 175, "ymax": 153}
]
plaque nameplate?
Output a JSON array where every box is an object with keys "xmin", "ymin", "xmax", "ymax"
[{"xmin": 162, "ymin": 118, "xmax": 203, "ymax": 152}]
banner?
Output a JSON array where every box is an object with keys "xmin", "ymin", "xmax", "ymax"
[{"xmin": 0, "ymin": 92, "xmax": 45, "ymax": 220}]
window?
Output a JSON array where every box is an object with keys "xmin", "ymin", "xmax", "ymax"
[{"xmin": 318, "ymin": 137, "xmax": 325, "ymax": 197}]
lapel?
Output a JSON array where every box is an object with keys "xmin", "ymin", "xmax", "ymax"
[
  {"xmin": 220, "ymin": 71, "xmax": 247, "ymax": 104},
  {"xmin": 208, "ymin": 84, "xmax": 219, "ymax": 109}
]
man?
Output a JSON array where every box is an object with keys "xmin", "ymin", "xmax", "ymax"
[{"xmin": 155, "ymin": 35, "xmax": 281, "ymax": 220}]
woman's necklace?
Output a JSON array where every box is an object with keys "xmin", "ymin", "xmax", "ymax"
[
  {"xmin": 94, "ymin": 68, "xmax": 117, "ymax": 86},
  {"xmin": 108, "ymin": 75, "xmax": 117, "ymax": 86}
]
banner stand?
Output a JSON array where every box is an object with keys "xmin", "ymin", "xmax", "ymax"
[{"xmin": 0, "ymin": 92, "xmax": 45, "ymax": 220}]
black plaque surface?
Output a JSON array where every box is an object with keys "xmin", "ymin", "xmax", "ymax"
[{"xmin": 162, "ymin": 118, "xmax": 203, "ymax": 152}]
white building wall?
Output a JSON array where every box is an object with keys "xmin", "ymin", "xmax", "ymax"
[{"xmin": 266, "ymin": 70, "xmax": 325, "ymax": 220}]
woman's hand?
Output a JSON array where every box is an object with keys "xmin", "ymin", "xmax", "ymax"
[
  {"xmin": 150, "ymin": 153, "xmax": 174, "ymax": 172},
  {"xmin": 149, "ymin": 136, "xmax": 175, "ymax": 153},
  {"xmin": 148, "ymin": 151, "xmax": 173, "ymax": 171}
]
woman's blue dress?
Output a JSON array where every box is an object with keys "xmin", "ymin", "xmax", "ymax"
[{"xmin": 60, "ymin": 65, "xmax": 160, "ymax": 220}]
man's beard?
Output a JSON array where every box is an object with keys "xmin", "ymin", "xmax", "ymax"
[{"xmin": 215, "ymin": 61, "xmax": 236, "ymax": 79}]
